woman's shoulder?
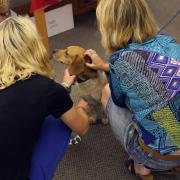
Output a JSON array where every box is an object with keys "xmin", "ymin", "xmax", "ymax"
[
  {"xmin": 109, "ymin": 34, "xmax": 180, "ymax": 70},
  {"xmin": 129, "ymin": 34, "xmax": 180, "ymax": 59},
  {"xmin": 156, "ymin": 34, "xmax": 176, "ymax": 43},
  {"xmin": 28, "ymin": 74, "xmax": 52, "ymax": 84},
  {"xmin": 29, "ymin": 74, "xmax": 70, "ymax": 102},
  {"xmin": 156, "ymin": 34, "xmax": 180, "ymax": 58},
  {"xmin": 24, "ymin": 74, "xmax": 59, "ymax": 91}
]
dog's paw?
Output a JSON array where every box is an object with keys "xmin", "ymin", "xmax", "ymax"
[{"xmin": 69, "ymin": 134, "xmax": 81, "ymax": 145}]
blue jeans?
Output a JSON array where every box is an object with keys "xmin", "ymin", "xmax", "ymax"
[
  {"xmin": 106, "ymin": 97, "xmax": 180, "ymax": 171},
  {"xmin": 29, "ymin": 115, "xmax": 71, "ymax": 180}
]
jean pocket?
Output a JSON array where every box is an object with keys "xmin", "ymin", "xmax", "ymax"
[{"xmin": 126, "ymin": 136, "xmax": 155, "ymax": 164}]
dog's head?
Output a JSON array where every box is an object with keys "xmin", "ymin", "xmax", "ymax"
[{"xmin": 53, "ymin": 46, "xmax": 97, "ymax": 82}]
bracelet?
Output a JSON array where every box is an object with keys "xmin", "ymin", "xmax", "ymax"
[
  {"xmin": 61, "ymin": 81, "xmax": 71, "ymax": 93},
  {"xmin": 61, "ymin": 81, "xmax": 70, "ymax": 88}
]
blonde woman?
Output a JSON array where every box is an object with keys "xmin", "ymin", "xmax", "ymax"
[
  {"xmin": 85, "ymin": 0, "xmax": 180, "ymax": 179},
  {"xmin": 0, "ymin": 16, "xmax": 89, "ymax": 180}
]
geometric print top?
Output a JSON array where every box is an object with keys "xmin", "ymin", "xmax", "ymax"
[
  {"xmin": 147, "ymin": 52, "xmax": 180, "ymax": 98},
  {"xmin": 109, "ymin": 35, "xmax": 180, "ymax": 154}
]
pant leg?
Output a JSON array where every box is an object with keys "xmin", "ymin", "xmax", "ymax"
[
  {"xmin": 29, "ymin": 115, "xmax": 71, "ymax": 180},
  {"xmin": 106, "ymin": 97, "xmax": 134, "ymax": 152}
]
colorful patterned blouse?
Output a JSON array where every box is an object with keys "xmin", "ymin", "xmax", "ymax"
[{"xmin": 109, "ymin": 34, "xmax": 180, "ymax": 154}]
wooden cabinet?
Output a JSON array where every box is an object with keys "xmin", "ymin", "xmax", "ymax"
[{"xmin": 71, "ymin": 0, "xmax": 97, "ymax": 15}]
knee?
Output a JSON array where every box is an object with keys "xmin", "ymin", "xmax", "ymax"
[{"xmin": 101, "ymin": 84, "xmax": 111, "ymax": 109}]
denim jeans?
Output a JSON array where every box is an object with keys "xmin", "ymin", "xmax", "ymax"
[{"xmin": 106, "ymin": 97, "xmax": 180, "ymax": 171}]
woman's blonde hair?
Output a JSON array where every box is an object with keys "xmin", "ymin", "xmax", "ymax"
[
  {"xmin": 96, "ymin": 0, "xmax": 158, "ymax": 53},
  {"xmin": 0, "ymin": 16, "xmax": 54, "ymax": 89}
]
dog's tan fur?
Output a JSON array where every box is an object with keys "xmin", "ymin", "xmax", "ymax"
[
  {"xmin": 53, "ymin": 46, "xmax": 108, "ymax": 125},
  {"xmin": 53, "ymin": 46, "xmax": 85, "ymax": 65}
]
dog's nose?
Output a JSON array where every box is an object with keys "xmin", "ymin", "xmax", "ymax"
[{"xmin": 52, "ymin": 49, "xmax": 58, "ymax": 54}]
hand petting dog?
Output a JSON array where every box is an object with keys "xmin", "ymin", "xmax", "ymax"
[
  {"xmin": 62, "ymin": 68, "xmax": 76, "ymax": 87},
  {"xmin": 85, "ymin": 49, "xmax": 110, "ymax": 72}
]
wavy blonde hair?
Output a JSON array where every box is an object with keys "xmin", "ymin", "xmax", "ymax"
[
  {"xmin": 0, "ymin": 16, "xmax": 54, "ymax": 89},
  {"xmin": 96, "ymin": 0, "xmax": 158, "ymax": 53}
]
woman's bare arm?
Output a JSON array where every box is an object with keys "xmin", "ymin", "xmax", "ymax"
[{"xmin": 61, "ymin": 99, "xmax": 90, "ymax": 135}]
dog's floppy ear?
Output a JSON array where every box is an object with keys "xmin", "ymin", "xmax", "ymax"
[
  {"xmin": 69, "ymin": 55, "xmax": 85, "ymax": 75},
  {"xmin": 84, "ymin": 55, "xmax": 92, "ymax": 64}
]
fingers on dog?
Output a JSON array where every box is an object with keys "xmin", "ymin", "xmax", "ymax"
[{"xmin": 84, "ymin": 49, "xmax": 97, "ymax": 57}]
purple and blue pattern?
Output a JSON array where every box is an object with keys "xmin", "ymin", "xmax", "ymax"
[{"xmin": 147, "ymin": 53, "xmax": 180, "ymax": 98}]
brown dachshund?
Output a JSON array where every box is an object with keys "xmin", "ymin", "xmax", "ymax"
[{"xmin": 53, "ymin": 46, "xmax": 108, "ymax": 125}]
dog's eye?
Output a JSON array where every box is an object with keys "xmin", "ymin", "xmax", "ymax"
[{"xmin": 65, "ymin": 50, "xmax": 68, "ymax": 55}]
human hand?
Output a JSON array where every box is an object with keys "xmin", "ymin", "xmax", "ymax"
[
  {"xmin": 84, "ymin": 49, "xmax": 109, "ymax": 72},
  {"xmin": 62, "ymin": 68, "xmax": 76, "ymax": 87},
  {"xmin": 77, "ymin": 99, "xmax": 91, "ymax": 114}
]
